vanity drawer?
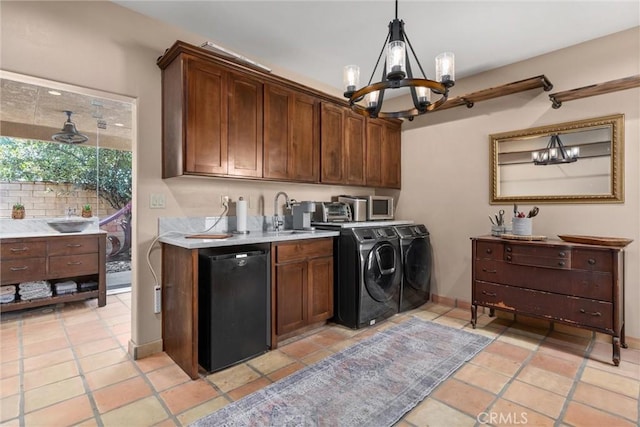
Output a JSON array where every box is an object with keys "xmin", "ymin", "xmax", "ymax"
[
  {"xmin": 474, "ymin": 259, "xmax": 612, "ymax": 301},
  {"xmin": 48, "ymin": 236, "xmax": 99, "ymax": 256},
  {"xmin": 49, "ymin": 253, "xmax": 99, "ymax": 278},
  {"xmin": 275, "ymin": 238, "xmax": 333, "ymax": 263},
  {"xmin": 475, "ymin": 241, "xmax": 503, "ymax": 261},
  {"xmin": 1, "ymin": 241, "xmax": 47, "ymax": 260},
  {"xmin": 473, "ymin": 281, "xmax": 613, "ymax": 331},
  {"xmin": 1, "ymin": 258, "xmax": 47, "ymax": 284},
  {"xmin": 572, "ymin": 249, "xmax": 613, "ymax": 273}
]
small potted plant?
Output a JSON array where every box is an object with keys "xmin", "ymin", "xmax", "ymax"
[
  {"xmin": 12, "ymin": 203, "xmax": 25, "ymax": 219},
  {"xmin": 81, "ymin": 204, "xmax": 92, "ymax": 218}
]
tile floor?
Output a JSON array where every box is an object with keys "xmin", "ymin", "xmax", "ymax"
[{"xmin": 1, "ymin": 292, "xmax": 639, "ymax": 426}]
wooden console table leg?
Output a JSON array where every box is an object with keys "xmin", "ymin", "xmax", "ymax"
[
  {"xmin": 613, "ymin": 337, "xmax": 621, "ymax": 366},
  {"xmin": 621, "ymin": 323, "xmax": 628, "ymax": 349},
  {"xmin": 471, "ymin": 305, "xmax": 477, "ymax": 328}
]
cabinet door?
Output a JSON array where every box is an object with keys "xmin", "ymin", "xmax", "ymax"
[
  {"xmin": 227, "ymin": 72, "xmax": 263, "ymax": 177},
  {"xmin": 381, "ymin": 120, "xmax": 401, "ymax": 188},
  {"xmin": 276, "ymin": 261, "xmax": 308, "ymax": 335},
  {"xmin": 307, "ymin": 256, "xmax": 334, "ymax": 323},
  {"xmin": 264, "ymin": 84, "xmax": 319, "ymax": 182},
  {"xmin": 366, "ymin": 119, "xmax": 384, "ymax": 187},
  {"xmin": 366, "ymin": 118, "xmax": 401, "ymax": 188},
  {"xmin": 320, "ymin": 102, "xmax": 345, "ymax": 184},
  {"xmin": 185, "ymin": 58, "xmax": 228, "ymax": 175},
  {"xmin": 344, "ymin": 111, "xmax": 366, "ymax": 185}
]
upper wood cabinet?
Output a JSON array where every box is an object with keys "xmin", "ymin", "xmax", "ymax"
[
  {"xmin": 161, "ymin": 54, "xmax": 263, "ymax": 178},
  {"xmin": 366, "ymin": 118, "xmax": 401, "ymax": 189},
  {"xmin": 320, "ymin": 103, "xmax": 366, "ymax": 186},
  {"xmin": 158, "ymin": 41, "xmax": 401, "ymax": 188},
  {"xmin": 263, "ymin": 84, "xmax": 319, "ymax": 183}
]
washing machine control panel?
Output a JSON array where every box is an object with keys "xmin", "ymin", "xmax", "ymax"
[
  {"xmin": 352, "ymin": 227, "xmax": 398, "ymax": 243},
  {"xmin": 395, "ymin": 224, "xmax": 429, "ymax": 237}
]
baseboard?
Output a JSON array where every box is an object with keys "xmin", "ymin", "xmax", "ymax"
[{"xmin": 128, "ymin": 338, "xmax": 163, "ymax": 360}]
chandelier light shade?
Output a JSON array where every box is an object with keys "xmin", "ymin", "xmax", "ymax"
[
  {"xmin": 343, "ymin": 0, "xmax": 455, "ymax": 120},
  {"xmin": 52, "ymin": 110, "xmax": 88, "ymax": 144},
  {"xmin": 532, "ymin": 134, "xmax": 580, "ymax": 165}
]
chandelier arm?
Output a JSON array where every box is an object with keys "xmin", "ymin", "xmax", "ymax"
[
  {"xmin": 367, "ymin": 32, "xmax": 391, "ymax": 86},
  {"xmin": 403, "ymin": 32, "xmax": 428, "ymax": 80}
]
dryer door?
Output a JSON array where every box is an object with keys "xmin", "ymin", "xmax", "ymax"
[
  {"xmin": 363, "ymin": 242, "xmax": 401, "ymax": 302},
  {"xmin": 405, "ymin": 237, "xmax": 432, "ymax": 292}
]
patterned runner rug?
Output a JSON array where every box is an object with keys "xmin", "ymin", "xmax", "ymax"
[{"xmin": 191, "ymin": 317, "xmax": 492, "ymax": 427}]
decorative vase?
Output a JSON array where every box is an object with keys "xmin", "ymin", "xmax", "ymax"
[
  {"xmin": 81, "ymin": 209, "xmax": 92, "ymax": 218},
  {"xmin": 12, "ymin": 208, "xmax": 25, "ymax": 219}
]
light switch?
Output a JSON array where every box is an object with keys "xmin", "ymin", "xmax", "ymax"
[{"xmin": 150, "ymin": 193, "xmax": 166, "ymax": 209}]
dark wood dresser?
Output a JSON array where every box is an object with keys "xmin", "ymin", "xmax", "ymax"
[{"xmin": 471, "ymin": 236, "xmax": 626, "ymax": 365}]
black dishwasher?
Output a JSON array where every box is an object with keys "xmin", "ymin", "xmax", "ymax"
[{"xmin": 198, "ymin": 246, "xmax": 270, "ymax": 372}]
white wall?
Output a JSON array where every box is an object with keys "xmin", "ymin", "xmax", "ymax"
[
  {"xmin": 396, "ymin": 27, "xmax": 640, "ymax": 338},
  {"xmin": 2, "ymin": 2, "xmax": 638, "ymax": 350}
]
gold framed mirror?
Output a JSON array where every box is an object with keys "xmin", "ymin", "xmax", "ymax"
[{"xmin": 490, "ymin": 114, "xmax": 624, "ymax": 204}]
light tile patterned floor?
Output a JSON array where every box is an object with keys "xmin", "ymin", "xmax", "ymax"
[{"xmin": 1, "ymin": 292, "xmax": 638, "ymax": 426}]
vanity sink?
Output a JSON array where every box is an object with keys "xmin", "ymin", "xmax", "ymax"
[{"xmin": 47, "ymin": 218, "xmax": 92, "ymax": 233}]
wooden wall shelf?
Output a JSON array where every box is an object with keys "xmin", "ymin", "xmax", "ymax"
[
  {"xmin": 438, "ymin": 75, "xmax": 553, "ymax": 111},
  {"xmin": 549, "ymin": 75, "xmax": 640, "ymax": 108}
]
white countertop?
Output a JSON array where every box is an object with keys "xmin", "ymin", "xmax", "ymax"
[
  {"xmin": 0, "ymin": 230, "xmax": 107, "ymax": 239},
  {"xmin": 0, "ymin": 218, "xmax": 103, "ymax": 239},
  {"xmin": 159, "ymin": 228, "xmax": 340, "ymax": 249}
]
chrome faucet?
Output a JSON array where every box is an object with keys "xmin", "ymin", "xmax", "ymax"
[{"xmin": 273, "ymin": 191, "xmax": 290, "ymax": 232}]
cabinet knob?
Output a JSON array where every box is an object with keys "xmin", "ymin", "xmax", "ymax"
[
  {"xmin": 485, "ymin": 248, "xmax": 492, "ymax": 254},
  {"xmin": 558, "ymin": 261, "xmax": 565, "ymax": 267},
  {"xmin": 588, "ymin": 258, "xmax": 596, "ymax": 265},
  {"xmin": 505, "ymin": 247, "xmax": 512, "ymax": 253},
  {"xmin": 558, "ymin": 251, "xmax": 566, "ymax": 257},
  {"xmin": 505, "ymin": 255, "xmax": 512, "ymax": 261}
]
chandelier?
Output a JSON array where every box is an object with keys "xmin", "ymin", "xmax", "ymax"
[
  {"xmin": 342, "ymin": 0, "xmax": 454, "ymax": 120},
  {"xmin": 532, "ymin": 134, "xmax": 580, "ymax": 165}
]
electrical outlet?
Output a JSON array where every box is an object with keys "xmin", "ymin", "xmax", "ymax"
[
  {"xmin": 150, "ymin": 193, "xmax": 166, "ymax": 209},
  {"xmin": 220, "ymin": 195, "xmax": 230, "ymax": 207},
  {"xmin": 154, "ymin": 285, "xmax": 161, "ymax": 313}
]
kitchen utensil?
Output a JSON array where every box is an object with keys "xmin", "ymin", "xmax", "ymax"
[
  {"xmin": 513, "ymin": 204, "xmax": 518, "ymax": 218},
  {"xmin": 489, "ymin": 216, "xmax": 495, "ymax": 225},
  {"xmin": 527, "ymin": 206, "xmax": 539, "ymax": 218}
]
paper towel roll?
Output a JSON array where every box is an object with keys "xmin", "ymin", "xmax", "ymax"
[{"xmin": 237, "ymin": 197, "xmax": 248, "ymax": 232}]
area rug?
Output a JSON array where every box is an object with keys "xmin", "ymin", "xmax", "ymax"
[{"xmin": 191, "ymin": 317, "xmax": 492, "ymax": 427}]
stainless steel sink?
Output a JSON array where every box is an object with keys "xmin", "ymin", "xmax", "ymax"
[{"xmin": 46, "ymin": 218, "xmax": 92, "ymax": 233}]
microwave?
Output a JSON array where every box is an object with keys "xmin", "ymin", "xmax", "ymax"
[{"xmin": 367, "ymin": 195, "xmax": 394, "ymax": 221}]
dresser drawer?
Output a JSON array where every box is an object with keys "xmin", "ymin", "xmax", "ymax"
[
  {"xmin": 475, "ymin": 241, "xmax": 503, "ymax": 260},
  {"xmin": 474, "ymin": 281, "xmax": 613, "ymax": 332},
  {"xmin": 49, "ymin": 253, "xmax": 99, "ymax": 278},
  {"xmin": 1, "ymin": 258, "xmax": 47, "ymax": 284},
  {"xmin": 48, "ymin": 236, "xmax": 99, "ymax": 256},
  {"xmin": 572, "ymin": 249, "xmax": 613, "ymax": 273},
  {"xmin": 474, "ymin": 259, "xmax": 612, "ymax": 301},
  {"xmin": 1, "ymin": 241, "xmax": 46, "ymax": 260},
  {"xmin": 275, "ymin": 238, "xmax": 333, "ymax": 263}
]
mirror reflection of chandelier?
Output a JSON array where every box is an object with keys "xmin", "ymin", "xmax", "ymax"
[
  {"xmin": 342, "ymin": 0, "xmax": 455, "ymax": 121},
  {"xmin": 532, "ymin": 134, "xmax": 580, "ymax": 165}
]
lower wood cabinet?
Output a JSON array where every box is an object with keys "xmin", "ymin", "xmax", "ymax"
[
  {"xmin": 272, "ymin": 238, "xmax": 334, "ymax": 347},
  {"xmin": 0, "ymin": 233, "xmax": 106, "ymax": 312},
  {"xmin": 471, "ymin": 236, "xmax": 626, "ymax": 365}
]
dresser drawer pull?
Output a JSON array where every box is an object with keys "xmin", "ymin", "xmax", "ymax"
[
  {"xmin": 10, "ymin": 266, "xmax": 28, "ymax": 271},
  {"xmin": 505, "ymin": 255, "xmax": 512, "ymax": 261},
  {"xmin": 485, "ymin": 248, "xmax": 492, "ymax": 254},
  {"xmin": 482, "ymin": 290, "xmax": 497, "ymax": 297},
  {"xmin": 66, "ymin": 244, "xmax": 82, "ymax": 248},
  {"xmin": 67, "ymin": 261, "xmax": 83, "ymax": 266},
  {"xmin": 505, "ymin": 247, "xmax": 512, "ymax": 253},
  {"xmin": 10, "ymin": 247, "xmax": 28, "ymax": 252},
  {"xmin": 579, "ymin": 309, "xmax": 602, "ymax": 317},
  {"xmin": 558, "ymin": 261, "xmax": 565, "ymax": 267},
  {"xmin": 558, "ymin": 251, "xmax": 566, "ymax": 257},
  {"xmin": 482, "ymin": 268, "xmax": 497, "ymax": 273},
  {"xmin": 588, "ymin": 258, "xmax": 596, "ymax": 265}
]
